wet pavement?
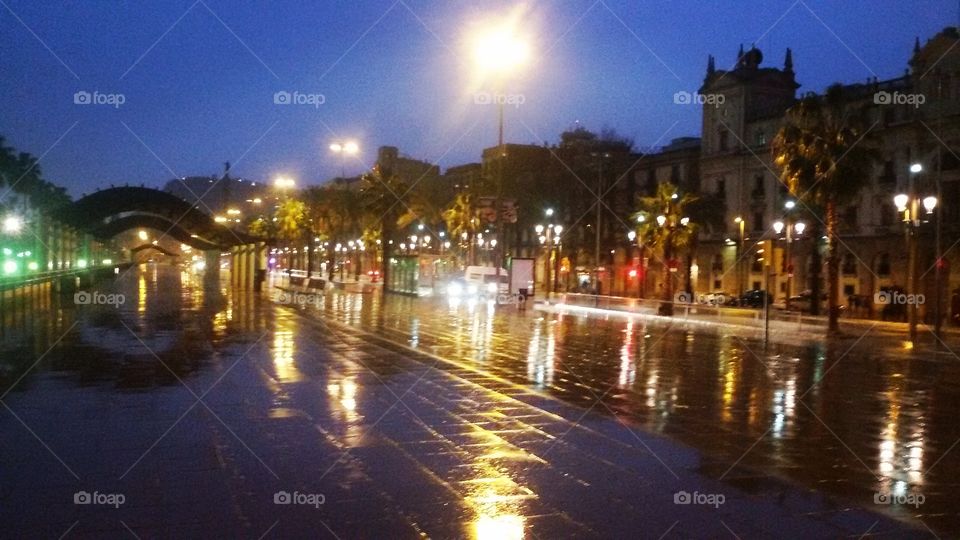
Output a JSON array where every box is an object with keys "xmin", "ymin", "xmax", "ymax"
[{"xmin": 0, "ymin": 264, "xmax": 956, "ymax": 538}]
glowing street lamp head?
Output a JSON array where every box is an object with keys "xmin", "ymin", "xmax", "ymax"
[
  {"xmin": 794, "ymin": 222, "xmax": 806, "ymax": 235},
  {"xmin": 923, "ymin": 196, "xmax": 938, "ymax": 213},
  {"xmin": 893, "ymin": 193, "xmax": 909, "ymax": 212},
  {"xmin": 275, "ymin": 176, "xmax": 296, "ymax": 189},
  {"xmin": 734, "ymin": 216, "xmax": 743, "ymax": 224},
  {"xmin": 773, "ymin": 221, "xmax": 785, "ymax": 234},
  {"xmin": 472, "ymin": 24, "xmax": 529, "ymax": 75},
  {"xmin": 3, "ymin": 215, "xmax": 23, "ymax": 234},
  {"xmin": 656, "ymin": 215, "xmax": 667, "ymax": 227},
  {"xmin": 627, "ymin": 231, "xmax": 636, "ymax": 241},
  {"xmin": 784, "ymin": 200, "xmax": 796, "ymax": 210},
  {"xmin": 343, "ymin": 141, "xmax": 359, "ymax": 155},
  {"xmin": 329, "ymin": 143, "xmax": 342, "ymax": 153},
  {"xmin": 910, "ymin": 163, "xmax": 923, "ymax": 174}
]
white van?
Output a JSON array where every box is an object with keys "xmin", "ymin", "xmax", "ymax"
[{"xmin": 464, "ymin": 266, "xmax": 509, "ymax": 296}]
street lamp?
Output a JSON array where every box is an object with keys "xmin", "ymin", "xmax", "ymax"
[
  {"xmin": 534, "ymin": 214, "xmax": 562, "ymax": 299},
  {"xmin": 330, "ymin": 141, "xmax": 359, "ymax": 179},
  {"xmin": 275, "ymin": 176, "xmax": 296, "ymax": 190},
  {"xmin": 2, "ymin": 215, "xmax": 22, "ymax": 235},
  {"xmin": 894, "ymin": 164, "xmax": 938, "ymax": 343},
  {"xmin": 473, "ymin": 19, "xmax": 529, "ymax": 301},
  {"xmin": 734, "ymin": 216, "xmax": 746, "ymax": 296}
]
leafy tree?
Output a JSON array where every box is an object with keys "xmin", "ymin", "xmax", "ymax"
[
  {"xmin": 772, "ymin": 84, "xmax": 876, "ymax": 332},
  {"xmin": 632, "ymin": 182, "xmax": 698, "ymax": 315}
]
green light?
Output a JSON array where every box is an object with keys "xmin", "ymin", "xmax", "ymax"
[
  {"xmin": 1, "ymin": 248, "xmax": 10, "ymax": 256},
  {"xmin": 3, "ymin": 260, "xmax": 17, "ymax": 274},
  {"xmin": 77, "ymin": 259, "xmax": 88, "ymax": 269},
  {"xmin": 27, "ymin": 261, "xmax": 38, "ymax": 271}
]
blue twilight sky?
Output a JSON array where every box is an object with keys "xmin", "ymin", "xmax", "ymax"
[{"xmin": 0, "ymin": 0, "xmax": 956, "ymax": 197}]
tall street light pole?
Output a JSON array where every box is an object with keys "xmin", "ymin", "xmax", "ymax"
[
  {"xmin": 329, "ymin": 141, "xmax": 359, "ymax": 179},
  {"xmin": 734, "ymin": 216, "xmax": 745, "ymax": 296},
  {"xmin": 472, "ymin": 22, "xmax": 528, "ymax": 303},
  {"xmin": 895, "ymin": 163, "xmax": 937, "ymax": 345}
]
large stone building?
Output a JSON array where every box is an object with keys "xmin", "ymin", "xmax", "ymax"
[{"xmin": 631, "ymin": 27, "xmax": 960, "ymax": 318}]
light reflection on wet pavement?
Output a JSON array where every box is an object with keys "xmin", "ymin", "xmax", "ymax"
[{"xmin": 0, "ymin": 264, "xmax": 955, "ymax": 538}]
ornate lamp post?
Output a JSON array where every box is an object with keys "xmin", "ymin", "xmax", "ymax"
[{"xmin": 894, "ymin": 162, "xmax": 938, "ymax": 344}]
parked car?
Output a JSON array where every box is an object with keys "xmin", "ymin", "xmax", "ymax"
[
  {"xmin": 786, "ymin": 290, "xmax": 844, "ymax": 313},
  {"xmin": 739, "ymin": 289, "xmax": 771, "ymax": 308}
]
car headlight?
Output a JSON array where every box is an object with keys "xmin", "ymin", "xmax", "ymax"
[
  {"xmin": 486, "ymin": 283, "xmax": 498, "ymax": 294},
  {"xmin": 467, "ymin": 284, "xmax": 478, "ymax": 296},
  {"xmin": 447, "ymin": 282, "xmax": 462, "ymax": 297}
]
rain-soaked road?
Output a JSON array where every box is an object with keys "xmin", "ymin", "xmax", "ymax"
[{"xmin": 0, "ymin": 263, "xmax": 956, "ymax": 538}]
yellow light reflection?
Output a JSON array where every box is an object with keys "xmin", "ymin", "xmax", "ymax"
[
  {"xmin": 273, "ymin": 329, "xmax": 302, "ymax": 382},
  {"xmin": 475, "ymin": 513, "xmax": 524, "ymax": 540}
]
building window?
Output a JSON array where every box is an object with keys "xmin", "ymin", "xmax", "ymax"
[
  {"xmin": 842, "ymin": 254, "xmax": 857, "ymax": 275},
  {"xmin": 843, "ymin": 206, "xmax": 858, "ymax": 229},
  {"xmin": 753, "ymin": 211, "xmax": 764, "ymax": 231},
  {"xmin": 756, "ymin": 130, "xmax": 766, "ymax": 146},
  {"xmin": 718, "ymin": 129, "xmax": 729, "ymax": 151},
  {"xmin": 752, "ymin": 175, "xmax": 764, "ymax": 198},
  {"xmin": 711, "ymin": 254, "xmax": 723, "ymax": 273},
  {"xmin": 877, "ymin": 253, "xmax": 891, "ymax": 276},
  {"xmin": 880, "ymin": 160, "xmax": 896, "ymax": 184},
  {"xmin": 717, "ymin": 178, "xmax": 726, "ymax": 198}
]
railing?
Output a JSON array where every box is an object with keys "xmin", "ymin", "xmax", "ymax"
[{"xmin": 550, "ymin": 293, "xmax": 826, "ymax": 333}]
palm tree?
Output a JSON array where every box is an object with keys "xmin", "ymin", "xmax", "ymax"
[
  {"xmin": 360, "ymin": 165, "xmax": 411, "ymax": 290},
  {"xmin": 632, "ymin": 182, "xmax": 698, "ymax": 316},
  {"xmin": 772, "ymin": 84, "xmax": 876, "ymax": 333},
  {"xmin": 442, "ymin": 192, "xmax": 479, "ymax": 266},
  {"xmin": 275, "ymin": 198, "xmax": 308, "ymax": 270}
]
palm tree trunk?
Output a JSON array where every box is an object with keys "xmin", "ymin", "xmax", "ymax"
[
  {"xmin": 380, "ymin": 223, "xmax": 392, "ymax": 292},
  {"xmin": 659, "ymin": 232, "xmax": 674, "ymax": 316},
  {"xmin": 826, "ymin": 201, "xmax": 841, "ymax": 333},
  {"xmin": 809, "ymin": 222, "xmax": 823, "ymax": 317}
]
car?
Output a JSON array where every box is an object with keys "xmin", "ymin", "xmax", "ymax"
[
  {"xmin": 786, "ymin": 290, "xmax": 844, "ymax": 313},
  {"xmin": 739, "ymin": 289, "xmax": 771, "ymax": 308}
]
